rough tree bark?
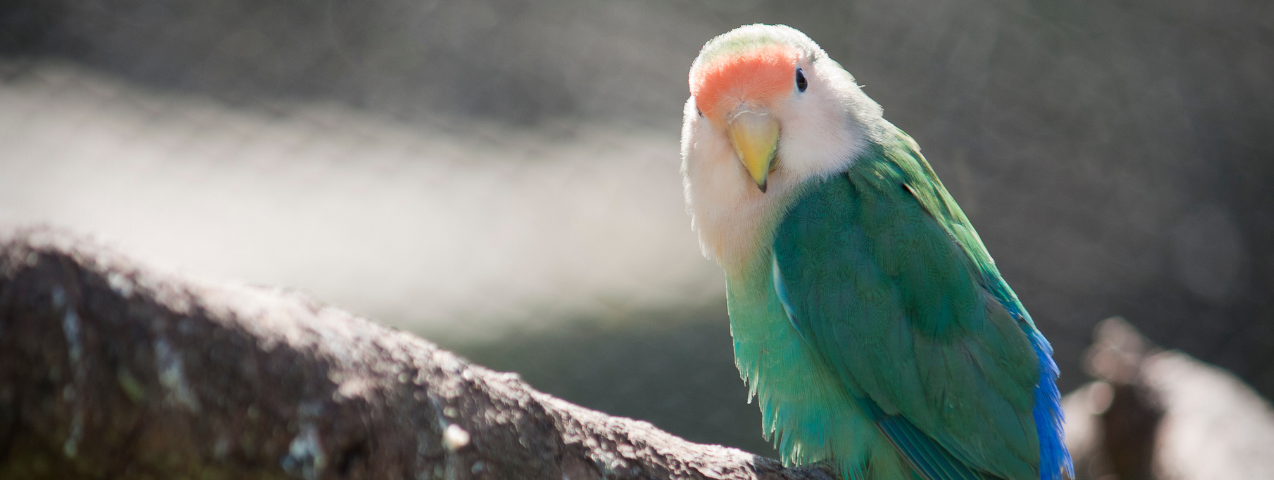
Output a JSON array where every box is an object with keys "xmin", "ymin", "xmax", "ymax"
[{"xmin": 0, "ymin": 228, "xmax": 836, "ymax": 480}]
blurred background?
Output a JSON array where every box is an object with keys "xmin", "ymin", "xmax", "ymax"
[{"xmin": 1, "ymin": 0, "xmax": 1271, "ymax": 458}]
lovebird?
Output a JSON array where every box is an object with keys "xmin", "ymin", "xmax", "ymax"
[{"xmin": 680, "ymin": 25, "xmax": 1072, "ymax": 480}]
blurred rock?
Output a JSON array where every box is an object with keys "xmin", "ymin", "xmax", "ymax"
[{"xmin": 1063, "ymin": 318, "xmax": 1274, "ymax": 480}]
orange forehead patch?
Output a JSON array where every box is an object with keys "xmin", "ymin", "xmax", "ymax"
[{"xmin": 690, "ymin": 45, "xmax": 798, "ymax": 122}]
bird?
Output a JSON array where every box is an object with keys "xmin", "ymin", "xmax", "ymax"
[{"xmin": 679, "ymin": 24, "xmax": 1072, "ymax": 480}]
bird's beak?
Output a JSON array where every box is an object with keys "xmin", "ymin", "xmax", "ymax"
[{"xmin": 727, "ymin": 110, "xmax": 779, "ymax": 193}]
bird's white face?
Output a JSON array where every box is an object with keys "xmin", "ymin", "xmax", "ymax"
[{"xmin": 680, "ymin": 24, "xmax": 882, "ymax": 271}]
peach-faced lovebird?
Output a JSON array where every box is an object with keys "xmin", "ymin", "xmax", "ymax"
[{"xmin": 680, "ymin": 24, "xmax": 1071, "ymax": 480}]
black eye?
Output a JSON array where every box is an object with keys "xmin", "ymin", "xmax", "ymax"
[
  {"xmin": 796, "ymin": 67, "xmax": 807, "ymax": 92},
  {"xmin": 697, "ymin": 107, "xmax": 704, "ymax": 117}
]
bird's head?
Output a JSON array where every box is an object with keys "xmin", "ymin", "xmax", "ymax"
[
  {"xmin": 681, "ymin": 24, "xmax": 882, "ymax": 266},
  {"xmin": 684, "ymin": 24, "xmax": 879, "ymax": 195},
  {"xmin": 689, "ymin": 26, "xmax": 808, "ymax": 193}
]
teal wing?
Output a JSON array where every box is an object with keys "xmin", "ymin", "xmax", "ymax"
[{"xmin": 772, "ymin": 130, "xmax": 1043, "ymax": 480}]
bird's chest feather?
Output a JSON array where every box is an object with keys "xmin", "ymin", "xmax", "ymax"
[{"xmin": 723, "ymin": 254, "xmax": 882, "ymax": 468}]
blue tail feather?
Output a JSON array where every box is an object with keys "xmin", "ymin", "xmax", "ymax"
[{"xmin": 1027, "ymin": 331, "xmax": 1073, "ymax": 480}]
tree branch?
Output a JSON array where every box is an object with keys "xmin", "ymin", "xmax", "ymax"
[{"xmin": 0, "ymin": 227, "xmax": 834, "ymax": 480}]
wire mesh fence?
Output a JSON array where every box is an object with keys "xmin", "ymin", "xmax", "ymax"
[{"xmin": 2, "ymin": 0, "xmax": 1271, "ymax": 456}]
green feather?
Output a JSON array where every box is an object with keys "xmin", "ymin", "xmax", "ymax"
[{"xmin": 730, "ymin": 124, "xmax": 1045, "ymax": 480}]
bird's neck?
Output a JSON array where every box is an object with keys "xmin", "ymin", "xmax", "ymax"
[
  {"xmin": 693, "ymin": 177, "xmax": 802, "ymax": 278},
  {"xmin": 685, "ymin": 147, "xmax": 875, "ymax": 278},
  {"xmin": 684, "ymin": 87, "xmax": 892, "ymax": 276}
]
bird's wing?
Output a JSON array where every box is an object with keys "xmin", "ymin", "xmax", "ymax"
[{"xmin": 771, "ymin": 131, "xmax": 1044, "ymax": 480}]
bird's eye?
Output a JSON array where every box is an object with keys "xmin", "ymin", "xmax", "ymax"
[
  {"xmin": 697, "ymin": 107, "xmax": 704, "ymax": 117},
  {"xmin": 796, "ymin": 67, "xmax": 807, "ymax": 92}
]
